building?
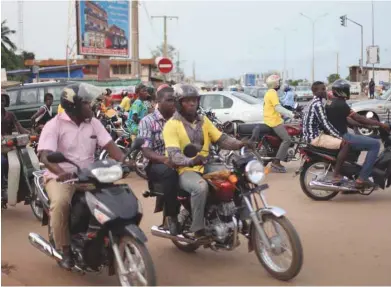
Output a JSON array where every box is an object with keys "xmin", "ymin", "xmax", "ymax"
[
  {"xmin": 24, "ymin": 59, "xmax": 158, "ymax": 82},
  {"xmin": 349, "ymin": 65, "xmax": 391, "ymax": 84},
  {"xmin": 84, "ymin": 0, "xmax": 109, "ymax": 49}
]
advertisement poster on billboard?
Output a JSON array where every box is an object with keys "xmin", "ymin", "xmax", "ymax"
[{"xmin": 76, "ymin": 0, "xmax": 129, "ymax": 57}]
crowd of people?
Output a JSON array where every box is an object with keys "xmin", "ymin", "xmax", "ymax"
[{"xmin": 1, "ymin": 75, "xmax": 389, "ymax": 270}]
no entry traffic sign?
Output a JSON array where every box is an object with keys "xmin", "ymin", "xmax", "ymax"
[{"xmin": 156, "ymin": 57, "xmax": 173, "ymax": 74}]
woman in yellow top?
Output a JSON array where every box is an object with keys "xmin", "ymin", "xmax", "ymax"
[{"xmin": 119, "ymin": 91, "xmax": 132, "ymax": 112}]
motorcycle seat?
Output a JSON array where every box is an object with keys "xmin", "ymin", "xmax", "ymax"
[
  {"xmin": 237, "ymin": 123, "xmax": 272, "ymax": 137},
  {"xmin": 307, "ymin": 145, "xmax": 361, "ymax": 161}
]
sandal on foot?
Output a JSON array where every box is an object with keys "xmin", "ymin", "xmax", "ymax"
[{"xmin": 271, "ymin": 164, "xmax": 287, "ymax": 173}]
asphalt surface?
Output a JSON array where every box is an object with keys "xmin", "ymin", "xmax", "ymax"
[{"xmin": 2, "ymin": 159, "xmax": 391, "ymax": 286}]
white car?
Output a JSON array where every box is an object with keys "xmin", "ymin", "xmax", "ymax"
[
  {"xmin": 200, "ymin": 91, "xmax": 263, "ymax": 124},
  {"xmin": 295, "ymin": 86, "xmax": 313, "ymax": 101}
]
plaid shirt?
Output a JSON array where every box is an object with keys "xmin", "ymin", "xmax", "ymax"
[
  {"xmin": 138, "ymin": 109, "xmax": 167, "ymax": 161},
  {"xmin": 303, "ymin": 97, "xmax": 342, "ymax": 142}
]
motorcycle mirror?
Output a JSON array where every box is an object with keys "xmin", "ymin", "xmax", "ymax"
[
  {"xmin": 46, "ymin": 152, "xmax": 67, "ymax": 164},
  {"xmin": 366, "ymin": 111, "xmax": 374, "ymax": 119},
  {"xmin": 183, "ymin": 144, "xmax": 198, "ymax": 158}
]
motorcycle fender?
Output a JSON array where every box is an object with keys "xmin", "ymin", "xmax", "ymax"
[
  {"xmin": 124, "ymin": 224, "xmax": 147, "ymax": 243},
  {"xmin": 247, "ymin": 207, "xmax": 286, "ymax": 253},
  {"xmin": 25, "ymin": 146, "xmax": 40, "ymax": 172},
  {"xmin": 7, "ymin": 150, "xmax": 21, "ymax": 206}
]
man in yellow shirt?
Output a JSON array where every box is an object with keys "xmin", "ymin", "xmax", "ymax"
[
  {"xmin": 163, "ymin": 84, "xmax": 248, "ymax": 238},
  {"xmin": 263, "ymin": 74, "xmax": 296, "ymax": 173}
]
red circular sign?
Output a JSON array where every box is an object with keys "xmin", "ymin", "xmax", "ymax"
[{"xmin": 157, "ymin": 57, "xmax": 173, "ymax": 74}]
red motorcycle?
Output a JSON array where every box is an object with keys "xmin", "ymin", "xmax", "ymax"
[{"xmin": 226, "ymin": 122, "xmax": 303, "ymax": 166}]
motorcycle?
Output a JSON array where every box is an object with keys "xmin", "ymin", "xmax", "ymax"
[
  {"xmin": 143, "ymin": 139, "xmax": 303, "ymax": 281},
  {"xmin": 297, "ymin": 113, "xmax": 391, "ymax": 200},
  {"xmin": 1, "ymin": 134, "xmax": 43, "ymax": 220},
  {"xmin": 28, "ymin": 139, "xmax": 157, "ymax": 286}
]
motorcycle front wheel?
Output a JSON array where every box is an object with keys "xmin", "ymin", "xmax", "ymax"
[
  {"xmin": 252, "ymin": 214, "xmax": 303, "ymax": 281},
  {"xmin": 115, "ymin": 235, "xmax": 156, "ymax": 286},
  {"xmin": 132, "ymin": 150, "xmax": 148, "ymax": 180},
  {"xmin": 30, "ymin": 178, "xmax": 43, "ymax": 221}
]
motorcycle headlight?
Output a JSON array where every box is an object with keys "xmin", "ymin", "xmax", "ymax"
[
  {"xmin": 91, "ymin": 164, "xmax": 123, "ymax": 183},
  {"xmin": 245, "ymin": 160, "xmax": 265, "ymax": 185}
]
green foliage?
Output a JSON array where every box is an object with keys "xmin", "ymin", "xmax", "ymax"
[
  {"xmin": 1, "ymin": 20, "xmax": 16, "ymax": 53},
  {"xmin": 288, "ymin": 79, "xmax": 304, "ymax": 87},
  {"xmin": 327, "ymin": 73, "xmax": 341, "ymax": 84}
]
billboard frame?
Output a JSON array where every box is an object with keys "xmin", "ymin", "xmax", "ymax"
[{"xmin": 75, "ymin": 0, "xmax": 130, "ymax": 58}]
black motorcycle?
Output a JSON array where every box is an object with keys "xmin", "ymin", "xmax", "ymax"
[
  {"xmin": 28, "ymin": 139, "xmax": 157, "ymax": 286},
  {"xmin": 297, "ymin": 123, "xmax": 391, "ymax": 201}
]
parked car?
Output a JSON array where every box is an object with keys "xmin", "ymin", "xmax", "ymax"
[
  {"xmin": 243, "ymin": 86, "xmax": 267, "ymax": 99},
  {"xmin": 5, "ymin": 80, "xmax": 74, "ymax": 128},
  {"xmin": 200, "ymin": 91, "xmax": 263, "ymax": 124},
  {"xmin": 294, "ymin": 86, "xmax": 313, "ymax": 102},
  {"xmin": 350, "ymin": 88, "xmax": 391, "ymax": 137}
]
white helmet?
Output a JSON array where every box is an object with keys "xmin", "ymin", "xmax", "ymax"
[{"xmin": 266, "ymin": 74, "xmax": 281, "ymax": 89}]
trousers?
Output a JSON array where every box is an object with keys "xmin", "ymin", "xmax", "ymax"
[
  {"xmin": 272, "ymin": 124, "xmax": 292, "ymax": 161},
  {"xmin": 146, "ymin": 163, "xmax": 180, "ymax": 217}
]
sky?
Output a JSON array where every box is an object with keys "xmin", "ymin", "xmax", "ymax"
[{"xmin": 1, "ymin": 0, "xmax": 391, "ymax": 82}]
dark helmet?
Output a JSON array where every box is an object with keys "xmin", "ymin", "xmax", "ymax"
[
  {"xmin": 332, "ymin": 79, "xmax": 350, "ymax": 99},
  {"xmin": 135, "ymin": 83, "xmax": 147, "ymax": 94},
  {"xmin": 1, "ymin": 90, "xmax": 10, "ymax": 107},
  {"xmin": 60, "ymin": 83, "xmax": 103, "ymax": 117},
  {"xmin": 173, "ymin": 84, "xmax": 200, "ymax": 112},
  {"xmin": 147, "ymin": 86, "xmax": 155, "ymax": 100}
]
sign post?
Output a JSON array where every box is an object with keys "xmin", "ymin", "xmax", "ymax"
[{"xmin": 156, "ymin": 57, "xmax": 173, "ymax": 74}]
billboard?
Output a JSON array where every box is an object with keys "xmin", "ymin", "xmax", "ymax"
[
  {"xmin": 76, "ymin": 0, "xmax": 129, "ymax": 57},
  {"xmin": 366, "ymin": 46, "xmax": 380, "ymax": 65}
]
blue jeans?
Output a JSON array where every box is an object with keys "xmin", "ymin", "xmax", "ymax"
[{"xmin": 343, "ymin": 133, "xmax": 380, "ymax": 180}]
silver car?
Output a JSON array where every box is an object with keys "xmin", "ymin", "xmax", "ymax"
[
  {"xmin": 295, "ymin": 86, "xmax": 313, "ymax": 102},
  {"xmin": 350, "ymin": 88, "xmax": 391, "ymax": 137}
]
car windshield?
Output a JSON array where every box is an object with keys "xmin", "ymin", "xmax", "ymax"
[
  {"xmin": 296, "ymin": 86, "xmax": 311, "ymax": 91},
  {"xmin": 380, "ymin": 89, "xmax": 391, "ymax": 100},
  {"xmin": 231, "ymin": 92, "xmax": 261, "ymax": 104}
]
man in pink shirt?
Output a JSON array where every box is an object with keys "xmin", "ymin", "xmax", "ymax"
[{"xmin": 38, "ymin": 83, "xmax": 126, "ymax": 270}]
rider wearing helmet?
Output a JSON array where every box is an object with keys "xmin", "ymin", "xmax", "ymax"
[
  {"xmin": 325, "ymin": 79, "xmax": 390, "ymax": 188},
  {"xmin": 37, "ymin": 83, "xmax": 127, "ymax": 270},
  {"xmin": 162, "ymin": 84, "xmax": 250, "ymax": 238},
  {"xmin": 263, "ymin": 75, "xmax": 296, "ymax": 173}
]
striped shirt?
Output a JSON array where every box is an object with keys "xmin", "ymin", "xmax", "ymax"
[
  {"xmin": 138, "ymin": 109, "xmax": 167, "ymax": 160},
  {"xmin": 303, "ymin": 97, "xmax": 342, "ymax": 142}
]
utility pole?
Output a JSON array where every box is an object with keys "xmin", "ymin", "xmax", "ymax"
[
  {"xmin": 300, "ymin": 13, "xmax": 329, "ymax": 83},
  {"xmin": 371, "ymin": 0, "xmax": 375, "ymax": 84},
  {"xmin": 131, "ymin": 0, "xmax": 140, "ymax": 78},
  {"xmin": 193, "ymin": 61, "xmax": 196, "ymax": 82},
  {"xmin": 337, "ymin": 51, "xmax": 339, "ymax": 75},
  {"xmin": 151, "ymin": 15, "xmax": 178, "ymax": 58}
]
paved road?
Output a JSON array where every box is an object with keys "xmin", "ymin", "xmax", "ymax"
[{"xmin": 2, "ymin": 161, "xmax": 391, "ymax": 286}]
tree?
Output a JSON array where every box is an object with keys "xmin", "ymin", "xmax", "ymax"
[
  {"xmin": 1, "ymin": 20, "xmax": 16, "ymax": 53},
  {"xmin": 327, "ymin": 73, "xmax": 340, "ymax": 84},
  {"xmin": 151, "ymin": 44, "xmax": 176, "ymax": 60}
]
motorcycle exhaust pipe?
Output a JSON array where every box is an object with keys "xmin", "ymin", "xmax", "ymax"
[
  {"xmin": 28, "ymin": 232, "xmax": 62, "ymax": 261},
  {"xmin": 309, "ymin": 180, "xmax": 359, "ymax": 193},
  {"xmin": 151, "ymin": 226, "xmax": 196, "ymax": 244}
]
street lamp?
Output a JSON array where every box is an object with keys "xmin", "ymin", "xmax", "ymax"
[
  {"xmin": 299, "ymin": 12, "xmax": 329, "ymax": 83},
  {"xmin": 275, "ymin": 27, "xmax": 297, "ymax": 84}
]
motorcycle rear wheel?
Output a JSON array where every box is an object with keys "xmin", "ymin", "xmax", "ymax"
[
  {"xmin": 300, "ymin": 161, "xmax": 339, "ymax": 201},
  {"xmin": 132, "ymin": 150, "xmax": 147, "ymax": 180},
  {"xmin": 252, "ymin": 214, "xmax": 303, "ymax": 281},
  {"xmin": 171, "ymin": 208, "xmax": 200, "ymax": 253}
]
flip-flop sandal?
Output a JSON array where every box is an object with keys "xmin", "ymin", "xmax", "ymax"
[
  {"xmin": 355, "ymin": 180, "xmax": 376, "ymax": 189},
  {"xmin": 271, "ymin": 164, "xmax": 287, "ymax": 173}
]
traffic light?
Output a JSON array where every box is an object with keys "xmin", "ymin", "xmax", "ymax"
[{"xmin": 340, "ymin": 15, "xmax": 347, "ymax": 27}]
